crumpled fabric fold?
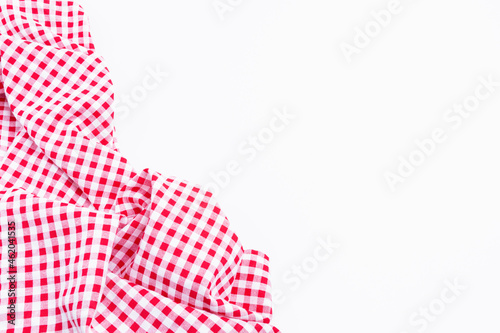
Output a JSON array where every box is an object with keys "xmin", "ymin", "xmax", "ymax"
[{"xmin": 0, "ymin": 1, "xmax": 280, "ymax": 332}]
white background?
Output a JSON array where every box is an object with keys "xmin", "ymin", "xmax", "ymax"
[{"xmin": 79, "ymin": 1, "xmax": 500, "ymax": 332}]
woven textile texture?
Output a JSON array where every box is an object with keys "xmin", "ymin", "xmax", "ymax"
[{"xmin": 0, "ymin": 1, "xmax": 280, "ymax": 332}]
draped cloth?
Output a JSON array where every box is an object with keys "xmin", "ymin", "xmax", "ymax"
[{"xmin": 0, "ymin": 1, "xmax": 280, "ymax": 331}]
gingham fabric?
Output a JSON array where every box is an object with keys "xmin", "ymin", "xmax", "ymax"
[{"xmin": 0, "ymin": 1, "xmax": 280, "ymax": 332}]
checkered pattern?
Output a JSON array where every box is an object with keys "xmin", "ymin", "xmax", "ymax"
[{"xmin": 0, "ymin": 1, "xmax": 280, "ymax": 332}]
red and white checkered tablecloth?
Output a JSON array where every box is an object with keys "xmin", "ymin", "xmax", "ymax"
[{"xmin": 0, "ymin": 1, "xmax": 280, "ymax": 331}]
